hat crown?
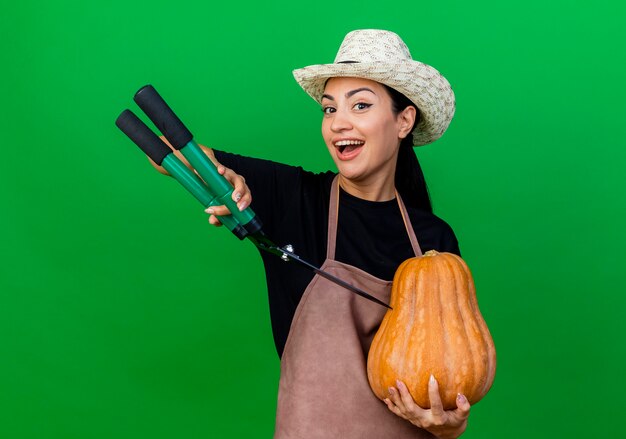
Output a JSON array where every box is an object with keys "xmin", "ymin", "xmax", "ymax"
[{"xmin": 334, "ymin": 29, "xmax": 413, "ymax": 64}]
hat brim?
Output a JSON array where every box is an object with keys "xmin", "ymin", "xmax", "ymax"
[{"xmin": 293, "ymin": 61, "xmax": 455, "ymax": 146}]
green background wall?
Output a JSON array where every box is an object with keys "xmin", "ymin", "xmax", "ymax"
[{"xmin": 1, "ymin": 0, "xmax": 624, "ymax": 437}]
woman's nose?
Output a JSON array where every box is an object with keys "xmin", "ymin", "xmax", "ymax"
[{"xmin": 330, "ymin": 109, "xmax": 352, "ymax": 132}]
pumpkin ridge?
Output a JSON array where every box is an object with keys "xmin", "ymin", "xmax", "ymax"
[
  {"xmin": 450, "ymin": 254, "xmax": 478, "ymax": 404},
  {"xmin": 417, "ymin": 261, "xmax": 431, "ymax": 405},
  {"xmin": 407, "ymin": 260, "xmax": 428, "ymax": 407},
  {"xmin": 435, "ymin": 258, "xmax": 451, "ymax": 405},
  {"xmin": 393, "ymin": 260, "xmax": 409, "ymax": 400},
  {"xmin": 403, "ymin": 262, "xmax": 419, "ymax": 389},
  {"xmin": 416, "ymin": 257, "xmax": 439, "ymax": 407},
  {"xmin": 447, "ymin": 255, "xmax": 467, "ymax": 406}
]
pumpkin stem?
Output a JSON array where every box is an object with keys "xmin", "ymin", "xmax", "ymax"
[{"xmin": 424, "ymin": 250, "xmax": 440, "ymax": 257}]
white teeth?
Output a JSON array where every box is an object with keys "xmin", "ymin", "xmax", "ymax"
[{"xmin": 335, "ymin": 140, "xmax": 364, "ymax": 147}]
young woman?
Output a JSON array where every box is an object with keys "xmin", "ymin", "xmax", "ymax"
[{"xmin": 157, "ymin": 29, "xmax": 470, "ymax": 439}]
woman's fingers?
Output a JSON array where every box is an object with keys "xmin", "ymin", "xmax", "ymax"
[
  {"xmin": 231, "ymin": 179, "xmax": 251, "ymax": 211},
  {"xmin": 386, "ymin": 381, "xmax": 428, "ymax": 423},
  {"xmin": 218, "ymin": 165, "xmax": 251, "ymax": 211},
  {"xmin": 396, "ymin": 380, "xmax": 423, "ymax": 416},
  {"xmin": 198, "ymin": 162, "xmax": 251, "ymax": 228},
  {"xmin": 159, "ymin": 136, "xmax": 175, "ymax": 150},
  {"xmin": 428, "ymin": 375, "xmax": 445, "ymax": 419},
  {"xmin": 387, "ymin": 386, "xmax": 406, "ymax": 413},
  {"xmin": 234, "ymin": 186, "xmax": 251, "ymax": 211},
  {"xmin": 383, "ymin": 397, "xmax": 402, "ymax": 416},
  {"xmin": 205, "ymin": 206, "xmax": 229, "ymax": 227},
  {"xmin": 208, "ymin": 215, "xmax": 223, "ymax": 227},
  {"xmin": 205, "ymin": 205, "xmax": 231, "ymax": 216},
  {"xmin": 453, "ymin": 393, "xmax": 471, "ymax": 419}
]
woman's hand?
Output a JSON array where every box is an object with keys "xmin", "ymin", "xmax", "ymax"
[
  {"xmin": 144, "ymin": 136, "xmax": 251, "ymax": 226},
  {"xmin": 385, "ymin": 375, "xmax": 470, "ymax": 439},
  {"xmin": 203, "ymin": 164, "xmax": 252, "ymax": 226}
]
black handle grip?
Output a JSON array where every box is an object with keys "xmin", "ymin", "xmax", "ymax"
[
  {"xmin": 133, "ymin": 85, "xmax": 193, "ymax": 150},
  {"xmin": 115, "ymin": 109, "xmax": 171, "ymax": 165}
]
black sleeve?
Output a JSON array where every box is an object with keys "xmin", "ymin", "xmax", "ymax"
[
  {"xmin": 405, "ymin": 206, "xmax": 462, "ymax": 258},
  {"xmin": 438, "ymin": 221, "xmax": 461, "ymax": 257}
]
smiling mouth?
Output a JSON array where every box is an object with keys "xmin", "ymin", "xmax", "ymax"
[{"xmin": 335, "ymin": 139, "xmax": 365, "ymax": 154}]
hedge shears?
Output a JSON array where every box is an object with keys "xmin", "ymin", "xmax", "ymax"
[{"xmin": 115, "ymin": 85, "xmax": 391, "ymax": 310}]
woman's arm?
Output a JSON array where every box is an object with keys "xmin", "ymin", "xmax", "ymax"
[{"xmin": 385, "ymin": 376, "xmax": 471, "ymax": 439}]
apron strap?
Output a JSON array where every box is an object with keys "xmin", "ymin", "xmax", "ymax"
[
  {"xmin": 327, "ymin": 175, "xmax": 422, "ymax": 260},
  {"xmin": 327, "ymin": 176, "xmax": 341, "ymax": 260},
  {"xmin": 395, "ymin": 188, "xmax": 423, "ymax": 257}
]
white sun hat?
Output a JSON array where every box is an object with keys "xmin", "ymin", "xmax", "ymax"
[{"xmin": 293, "ymin": 29, "xmax": 455, "ymax": 146}]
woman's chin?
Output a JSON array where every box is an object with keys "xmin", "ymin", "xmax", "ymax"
[
  {"xmin": 333, "ymin": 153, "xmax": 366, "ymax": 178},
  {"xmin": 336, "ymin": 164, "xmax": 368, "ymax": 182}
]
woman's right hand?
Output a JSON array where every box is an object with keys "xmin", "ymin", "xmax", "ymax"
[{"xmin": 203, "ymin": 164, "xmax": 252, "ymax": 227}]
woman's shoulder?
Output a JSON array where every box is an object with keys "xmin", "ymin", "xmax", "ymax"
[
  {"xmin": 213, "ymin": 150, "xmax": 337, "ymax": 197},
  {"xmin": 405, "ymin": 206, "xmax": 461, "ymax": 256},
  {"xmin": 214, "ymin": 149, "xmax": 335, "ymax": 182}
]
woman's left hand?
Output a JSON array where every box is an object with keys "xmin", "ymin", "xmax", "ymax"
[{"xmin": 385, "ymin": 375, "xmax": 470, "ymax": 439}]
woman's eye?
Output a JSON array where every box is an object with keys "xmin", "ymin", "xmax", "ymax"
[
  {"xmin": 322, "ymin": 106, "xmax": 336, "ymax": 114},
  {"xmin": 354, "ymin": 102, "xmax": 372, "ymax": 111}
]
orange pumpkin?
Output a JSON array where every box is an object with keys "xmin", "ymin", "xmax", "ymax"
[{"xmin": 367, "ymin": 250, "xmax": 496, "ymax": 410}]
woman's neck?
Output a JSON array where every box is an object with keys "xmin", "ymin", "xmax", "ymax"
[{"xmin": 338, "ymin": 174, "xmax": 396, "ymax": 202}]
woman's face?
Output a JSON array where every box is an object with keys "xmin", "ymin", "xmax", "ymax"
[{"xmin": 321, "ymin": 77, "xmax": 414, "ymax": 189}]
